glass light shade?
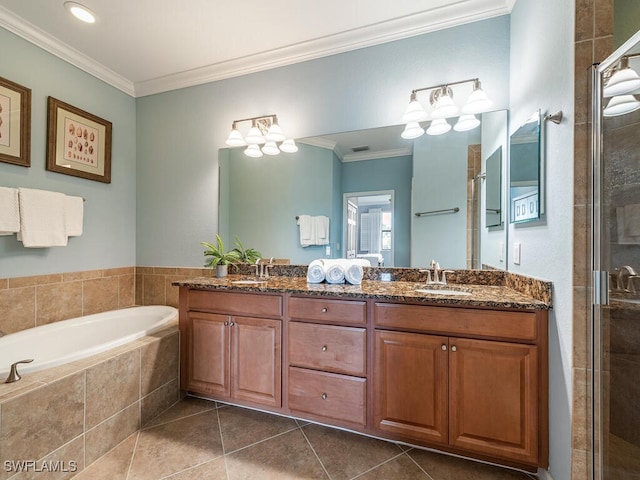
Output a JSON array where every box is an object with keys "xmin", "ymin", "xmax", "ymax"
[
  {"xmin": 245, "ymin": 126, "xmax": 265, "ymax": 145},
  {"xmin": 426, "ymin": 118, "xmax": 451, "ymax": 135},
  {"xmin": 454, "ymin": 114, "xmax": 481, "ymax": 132},
  {"xmin": 431, "ymin": 94, "xmax": 458, "ymax": 119},
  {"xmin": 261, "ymin": 141, "xmax": 280, "ymax": 156},
  {"xmin": 279, "ymin": 139, "xmax": 298, "ymax": 153},
  {"xmin": 402, "ymin": 100, "xmax": 428, "ymax": 123},
  {"xmin": 603, "ymin": 67, "xmax": 640, "ymax": 97},
  {"xmin": 225, "ymin": 128, "xmax": 246, "ymax": 147},
  {"xmin": 64, "ymin": 2, "xmax": 96, "ymax": 23},
  {"xmin": 244, "ymin": 144, "xmax": 263, "ymax": 157},
  {"xmin": 462, "ymin": 87, "xmax": 493, "ymax": 114},
  {"xmin": 265, "ymin": 123, "xmax": 285, "ymax": 142},
  {"xmin": 401, "ymin": 122, "xmax": 425, "ymax": 139},
  {"xmin": 603, "ymin": 94, "xmax": 640, "ymax": 117}
]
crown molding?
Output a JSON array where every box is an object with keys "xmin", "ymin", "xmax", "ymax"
[
  {"xmin": 1, "ymin": 0, "xmax": 512, "ymax": 98},
  {"xmin": 342, "ymin": 147, "xmax": 413, "ymax": 163},
  {"xmin": 0, "ymin": 6, "xmax": 135, "ymax": 96},
  {"xmin": 134, "ymin": 0, "xmax": 512, "ymax": 97}
]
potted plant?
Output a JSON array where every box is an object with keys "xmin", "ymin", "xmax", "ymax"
[
  {"xmin": 232, "ymin": 236, "xmax": 262, "ymax": 264},
  {"xmin": 201, "ymin": 235, "xmax": 242, "ymax": 278}
]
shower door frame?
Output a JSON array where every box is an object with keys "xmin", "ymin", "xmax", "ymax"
[{"xmin": 591, "ymin": 29, "xmax": 640, "ymax": 480}]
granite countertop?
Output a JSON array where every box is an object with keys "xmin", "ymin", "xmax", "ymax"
[{"xmin": 173, "ymin": 274, "xmax": 551, "ymax": 310}]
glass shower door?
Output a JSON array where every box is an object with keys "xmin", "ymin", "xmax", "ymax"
[{"xmin": 593, "ymin": 31, "xmax": 640, "ymax": 480}]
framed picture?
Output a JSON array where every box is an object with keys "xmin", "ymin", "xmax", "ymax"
[
  {"xmin": 0, "ymin": 76, "xmax": 31, "ymax": 167},
  {"xmin": 46, "ymin": 96, "xmax": 112, "ymax": 183}
]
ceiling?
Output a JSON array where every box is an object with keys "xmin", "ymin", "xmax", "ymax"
[{"xmin": 0, "ymin": 0, "xmax": 514, "ymax": 97}]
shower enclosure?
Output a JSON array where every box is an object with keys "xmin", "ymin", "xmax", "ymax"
[{"xmin": 592, "ymin": 30, "xmax": 640, "ymax": 480}]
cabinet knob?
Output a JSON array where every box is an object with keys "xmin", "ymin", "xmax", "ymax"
[
  {"xmin": 321, "ymin": 392, "xmax": 327, "ymax": 400},
  {"xmin": 229, "ymin": 321, "xmax": 236, "ymax": 327},
  {"xmin": 321, "ymin": 307, "xmax": 328, "ymax": 313},
  {"xmin": 441, "ymin": 344, "xmax": 447, "ymax": 351},
  {"xmin": 224, "ymin": 321, "xmax": 229, "ymax": 326},
  {"xmin": 451, "ymin": 345, "xmax": 457, "ymax": 352},
  {"xmin": 321, "ymin": 345, "xmax": 328, "ymax": 352}
]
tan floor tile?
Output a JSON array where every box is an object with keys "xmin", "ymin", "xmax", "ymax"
[
  {"xmin": 144, "ymin": 395, "xmax": 216, "ymax": 429},
  {"xmin": 355, "ymin": 453, "xmax": 430, "ymax": 479},
  {"xmin": 408, "ymin": 449, "xmax": 531, "ymax": 480},
  {"xmin": 302, "ymin": 423, "xmax": 403, "ymax": 480},
  {"xmin": 218, "ymin": 405, "xmax": 298, "ymax": 453},
  {"xmin": 127, "ymin": 410, "xmax": 223, "ymax": 480},
  {"xmin": 226, "ymin": 429, "xmax": 328, "ymax": 480},
  {"xmin": 164, "ymin": 457, "xmax": 228, "ymax": 479},
  {"xmin": 8, "ymin": 437, "xmax": 85, "ymax": 480},
  {"xmin": 72, "ymin": 433, "xmax": 138, "ymax": 480}
]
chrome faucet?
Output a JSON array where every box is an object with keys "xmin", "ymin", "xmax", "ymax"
[
  {"xmin": 617, "ymin": 265, "xmax": 638, "ymax": 292},
  {"xmin": 4, "ymin": 359, "xmax": 34, "ymax": 383}
]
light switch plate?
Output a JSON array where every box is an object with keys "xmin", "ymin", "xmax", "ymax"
[{"xmin": 514, "ymin": 242, "xmax": 521, "ymax": 265}]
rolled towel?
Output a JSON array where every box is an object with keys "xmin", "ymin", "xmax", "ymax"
[
  {"xmin": 341, "ymin": 260, "xmax": 364, "ymax": 285},
  {"xmin": 324, "ymin": 262, "xmax": 345, "ymax": 284},
  {"xmin": 307, "ymin": 259, "xmax": 325, "ymax": 284}
]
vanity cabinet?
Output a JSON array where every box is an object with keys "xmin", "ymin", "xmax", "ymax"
[
  {"xmin": 180, "ymin": 289, "xmax": 282, "ymax": 408},
  {"xmin": 373, "ymin": 303, "xmax": 545, "ymax": 467},
  {"xmin": 287, "ymin": 296, "xmax": 368, "ymax": 427}
]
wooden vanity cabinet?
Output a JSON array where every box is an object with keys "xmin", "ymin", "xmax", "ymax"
[
  {"xmin": 287, "ymin": 296, "xmax": 368, "ymax": 428},
  {"xmin": 180, "ymin": 289, "xmax": 283, "ymax": 408},
  {"xmin": 373, "ymin": 302, "xmax": 547, "ymax": 468}
]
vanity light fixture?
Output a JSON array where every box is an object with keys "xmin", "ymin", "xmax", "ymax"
[
  {"xmin": 401, "ymin": 78, "xmax": 492, "ymax": 138},
  {"xmin": 603, "ymin": 94, "xmax": 640, "ymax": 117},
  {"xmin": 64, "ymin": 2, "xmax": 97, "ymax": 23},
  {"xmin": 603, "ymin": 56, "xmax": 640, "ymax": 97},
  {"xmin": 225, "ymin": 114, "xmax": 297, "ymax": 157}
]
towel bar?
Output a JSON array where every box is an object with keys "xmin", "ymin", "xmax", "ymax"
[{"xmin": 414, "ymin": 207, "xmax": 459, "ymax": 217}]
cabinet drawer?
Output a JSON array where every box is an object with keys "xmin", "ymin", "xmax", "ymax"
[
  {"xmin": 189, "ymin": 290, "xmax": 282, "ymax": 317},
  {"xmin": 288, "ymin": 297, "xmax": 366, "ymax": 325},
  {"xmin": 288, "ymin": 367, "xmax": 366, "ymax": 427},
  {"xmin": 374, "ymin": 303, "xmax": 537, "ymax": 342},
  {"xmin": 289, "ymin": 322, "xmax": 366, "ymax": 376}
]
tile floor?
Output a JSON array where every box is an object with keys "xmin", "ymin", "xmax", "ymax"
[{"xmin": 73, "ymin": 397, "xmax": 539, "ymax": 480}]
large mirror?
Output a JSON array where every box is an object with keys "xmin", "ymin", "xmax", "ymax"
[
  {"xmin": 218, "ymin": 109, "xmax": 508, "ymax": 269},
  {"xmin": 509, "ymin": 110, "xmax": 542, "ymax": 223}
]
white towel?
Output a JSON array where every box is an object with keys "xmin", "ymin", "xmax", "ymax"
[
  {"xmin": 337, "ymin": 259, "xmax": 365, "ymax": 285},
  {"xmin": 65, "ymin": 195, "xmax": 84, "ymax": 237},
  {"xmin": 324, "ymin": 261, "xmax": 345, "ymax": 284},
  {"xmin": 0, "ymin": 187, "xmax": 20, "ymax": 235},
  {"xmin": 316, "ymin": 215, "xmax": 330, "ymax": 245},
  {"xmin": 297, "ymin": 215, "xmax": 314, "ymax": 247},
  {"xmin": 18, "ymin": 188, "xmax": 68, "ymax": 247},
  {"xmin": 307, "ymin": 259, "xmax": 325, "ymax": 284}
]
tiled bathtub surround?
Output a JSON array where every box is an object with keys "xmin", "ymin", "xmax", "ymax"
[
  {"xmin": 0, "ymin": 267, "xmax": 136, "ymax": 334},
  {"xmin": 0, "ymin": 326, "xmax": 179, "ymax": 480}
]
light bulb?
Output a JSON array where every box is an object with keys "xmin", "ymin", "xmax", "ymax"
[
  {"xmin": 245, "ymin": 126, "xmax": 265, "ymax": 145},
  {"xmin": 402, "ymin": 95, "xmax": 428, "ymax": 123},
  {"xmin": 64, "ymin": 2, "xmax": 96, "ymax": 23},
  {"xmin": 401, "ymin": 122, "xmax": 425, "ymax": 139},
  {"xmin": 261, "ymin": 141, "xmax": 280, "ymax": 155},
  {"xmin": 265, "ymin": 123, "xmax": 285, "ymax": 142},
  {"xmin": 454, "ymin": 114, "xmax": 480, "ymax": 132},
  {"xmin": 225, "ymin": 128, "xmax": 246, "ymax": 147},
  {"xmin": 604, "ymin": 66, "xmax": 640, "ymax": 97},
  {"xmin": 603, "ymin": 94, "xmax": 640, "ymax": 117},
  {"xmin": 426, "ymin": 118, "xmax": 451, "ymax": 135},
  {"xmin": 244, "ymin": 144, "xmax": 263, "ymax": 157},
  {"xmin": 279, "ymin": 139, "xmax": 298, "ymax": 153},
  {"xmin": 462, "ymin": 83, "xmax": 493, "ymax": 114},
  {"xmin": 431, "ymin": 90, "xmax": 458, "ymax": 119}
]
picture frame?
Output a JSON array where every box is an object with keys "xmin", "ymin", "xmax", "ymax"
[
  {"xmin": 46, "ymin": 96, "xmax": 112, "ymax": 183},
  {"xmin": 0, "ymin": 76, "xmax": 31, "ymax": 167}
]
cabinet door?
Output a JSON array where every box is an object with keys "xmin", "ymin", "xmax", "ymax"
[
  {"xmin": 449, "ymin": 338, "xmax": 538, "ymax": 464},
  {"xmin": 231, "ymin": 316, "xmax": 282, "ymax": 407},
  {"xmin": 187, "ymin": 312, "xmax": 230, "ymax": 397},
  {"xmin": 374, "ymin": 330, "xmax": 448, "ymax": 444}
]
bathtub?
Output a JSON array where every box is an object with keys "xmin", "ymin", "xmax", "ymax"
[{"xmin": 0, "ymin": 305, "xmax": 178, "ymax": 377}]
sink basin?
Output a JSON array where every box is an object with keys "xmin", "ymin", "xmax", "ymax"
[
  {"xmin": 415, "ymin": 286, "xmax": 472, "ymax": 296},
  {"xmin": 230, "ymin": 280, "xmax": 267, "ymax": 285}
]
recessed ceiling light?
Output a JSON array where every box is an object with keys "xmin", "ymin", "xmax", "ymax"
[{"xmin": 64, "ymin": 2, "xmax": 97, "ymax": 24}]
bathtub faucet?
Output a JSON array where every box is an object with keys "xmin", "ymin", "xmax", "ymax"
[{"xmin": 4, "ymin": 359, "xmax": 34, "ymax": 383}]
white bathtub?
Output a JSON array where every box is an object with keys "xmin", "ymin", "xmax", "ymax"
[{"xmin": 0, "ymin": 305, "xmax": 178, "ymax": 377}]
